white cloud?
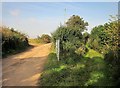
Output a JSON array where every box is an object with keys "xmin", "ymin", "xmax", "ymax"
[{"xmin": 9, "ymin": 9, "xmax": 20, "ymax": 16}]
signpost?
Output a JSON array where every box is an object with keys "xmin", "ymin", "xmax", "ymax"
[{"xmin": 56, "ymin": 39, "xmax": 60, "ymax": 61}]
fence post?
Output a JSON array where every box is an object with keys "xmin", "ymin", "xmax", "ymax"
[{"xmin": 56, "ymin": 39, "xmax": 60, "ymax": 61}]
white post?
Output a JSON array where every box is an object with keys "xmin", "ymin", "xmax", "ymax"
[
  {"xmin": 56, "ymin": 40, "xmax": 57, "ymax": 55},
  {"xmin": 56, "ymin": 39, "xmax": 60, "ymax": 61},
  {"xmin": 58, "ymin": 39, "xmax": 60, "ymax": 61}
]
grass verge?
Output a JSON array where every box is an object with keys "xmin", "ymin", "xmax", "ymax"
[{"xmin": 39, "ymin": 48, "xmax": 113, "ymax": 86}]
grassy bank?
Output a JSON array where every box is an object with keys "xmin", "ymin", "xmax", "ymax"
[
  {"xmin": 2, "ymin": 27, "xmax": 30, "ymax": 58},
  {"xmin": 39, "ymin": 47, "xmax": 113, "ymax": 86}
]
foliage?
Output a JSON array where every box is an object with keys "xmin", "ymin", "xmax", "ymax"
[
  {"xmin": 39, "ymin": 15, "xmax": 120, "ymax": 86},
  {"xmin": 66, "ymin": 15, "xmax": 88, "ymax": 32},
  {"xmin": 37, "ymin": 34, "xmax": 51, "ymax": 43},
  {"xmin": 1, "ymin": 27, "xmax": 29, "ymax": 57},
  {"xmin": 82, "ymin": 32, "xmax": 90, "ymax": 44},
  {"xmin": 75, "ymin": 44, "xmax": 88, "ymax": 56},
  {"xmin": 28, "ymin": 38, "xmax": 41, "ymax": 44},
  {"xmin": 104, "ymin": 16, "xmax": 120, "ymax": 86},
  {"xmin": 88, "ymin": 16, "xmax": 120, "ymax": 86},
  {"xmin": 52, "ymin": 26, "xmax": 83, "ymax": 55},
  {"xmin": 39, "ymin": 49, "xmax": 112, "ymax": 86},
  {"xmin": 104, "ymin": 18, "xmax": 119, "ymax": 57},
  {"xmin": 52, "ymin": 15, "xmax": 88, "ymax": 57},
  {"xmin": 88, "ymin": 25, "xmax": 108, "ymax": 54},
  {"xmin": 85, "ymin": 49, "xmax": 104, "ymax": 59}
]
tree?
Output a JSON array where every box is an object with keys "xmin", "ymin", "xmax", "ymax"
[
  {"xmin": 39, "ymin": 34, "xmax": 51, "ymax": 43},
  {"xmin": 1, "ymin": 26, "xmax": 29, "ymax": 57},
  {"xmin": 88, "ymin": 25, "xmax": 108, "ymax": 53},
  {"xmin": 104, "ymin": 16, "xmax": 120, "ymax": 86},
  {"xmin": 88, "ymin": 15, "xmax": 120, "ymax": 86},
  {"xmin": 52, "ymin": 15, "xmax": 89, "ymax": 57},
  {"xmin": 52, "ymin": 26, "xmax": 82, "ymax": 53},
  {"xmin": 105, "ymin": 20, "xmax": 119, "ymax": 56},
  {"xmin": 82, "ymin": 32, "xmax": 90, "ymax": 44},
  {"xmin": 66, "ymin": 15, "xmax": 88, "ymax": 32}
]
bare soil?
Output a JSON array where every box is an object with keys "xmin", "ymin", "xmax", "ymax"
[{"xmin": 2, "ymin": 43, "xmax": 52, "ymax": 86}]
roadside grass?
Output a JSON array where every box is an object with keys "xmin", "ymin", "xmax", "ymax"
[
  {"xmin": 28, "ymin": 39, "xmax": 41, "ymax": 44},
  {"xmin": 39, "ymin": 47, "xmax": 112, "ymax": 86}
]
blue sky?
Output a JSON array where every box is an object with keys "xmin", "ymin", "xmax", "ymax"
[{"xmin": 2, "ymin": 2, "xmax": 118, "ymax": 38}]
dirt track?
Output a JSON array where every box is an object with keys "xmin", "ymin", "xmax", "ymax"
[{"xmin": 2, "ymin": 43, "xmax": 51, "ymax": 86}]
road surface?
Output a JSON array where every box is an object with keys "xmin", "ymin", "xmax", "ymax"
[{"xmin": 2, "ymin": 43, "xmax": 51, "ymax": 86}]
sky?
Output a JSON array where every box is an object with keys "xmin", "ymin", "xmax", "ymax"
[{"xmin": 2, "ymin": 2, "xmax": 118, "ymax": 38}]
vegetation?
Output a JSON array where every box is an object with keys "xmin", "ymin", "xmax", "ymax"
[
  {"xmin": 1, "ymin": 27, "xmax": 29, "ymax": 57},
  {"xmin": 28, "ymin": 38, "xmax": 41, "ymax": 44},
  {"xmin": 1, "ymin": 13, "xmax": 119, "ymax": 86},
  {"xmin": 66, "ymin": 15, "xmax": 88, "ymax": 32},
  {"xmin": 52, "ymin": 15, "xmax": 88, "ymax": 58},
  {"xmin": 40, "ymin": 48, "xmax": 113, "ymax": 86},
  {"xmin": 39, "ymin": 15, "xmax": 120, "ymax": 86},
  {"xmin": 37, "ymin": 34, "xmax": 52, "ymax": 43},
  {"xmin": 29, "ymin": 34, "xmax": 52, "ymax": 44},
  {"xmin": 88, "ymin": 16, "xmax": 120, "ymax": 86}
]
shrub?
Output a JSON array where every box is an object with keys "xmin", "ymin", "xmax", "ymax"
[
  {"xmin": 52, "ymin": 26, "xmax": 83, "ymax": 55},
  {"xmin": 104, "ymin": 50, "xmax": 120, "ymax": 86},
  {"xmin": 38, "ymin": 34, "xmax": 51, "ymax": 43},
  {"xmin": 75, "ymin": 45, "xmax": 88, "ymax": 56},
  {"xmin": 52, "ymin": 15, "xmax": 88, "ymax": 57},
  {"xmin": 1, "ymin": 27, "xmax": 29, "ymax": 57}
]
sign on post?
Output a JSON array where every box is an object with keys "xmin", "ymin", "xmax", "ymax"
[{"xmin": 56, "ymin": 39, "xmax": 60, "ymax": 61}]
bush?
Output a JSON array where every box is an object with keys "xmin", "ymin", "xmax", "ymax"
[
  {"xmin": 75, "ymin": 44, "xmax": 88, "ymax": 56},
  {"xmin": 40, "ymin": 49, "xmax": 109, "ymax": 86},
  {"xmin": 28, "ymin": 38, "xmax": 41, "ymax": 44},
  {"xmin": 38, "ymin": 34, "xmax": 51, "ymax": 43},
  {"xmin": 52, "ymin": 26, "xmax": 83, "ymax": 55},
  {"xmin": 51, "ymin": 15, "xmax": 89, "ymax": 59},
  {"xmin": 104, "ymin": 50, "xmax": 120, "ymax": 86},
  {"xmin": 1, "ymin": 27, "xmax": 29, "ymax": 57}
]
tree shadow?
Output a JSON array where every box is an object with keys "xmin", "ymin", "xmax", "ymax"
[
  {"xmin": 104, "ymin": 50, "xmax": 120, "ymax": 86},
  {"xmin": 38, "ymin": 51, "xmax": 112, "ymax": 86},
  {"xmin": 2, "ymin": 44, "xmax": 35, "ymax": 59},
  {"xmin": 2, "ymin": 55, "xmax": 48, "ymax": 86},
  {"xmin": 83, "ymin": 56, "xmax": 110, "ymax": 86}
]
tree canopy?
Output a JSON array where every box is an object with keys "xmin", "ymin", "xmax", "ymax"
[
  {"xmin": 66, "ymin": 15, "xmax": 88, "ymax": 32},
  {"xmin": 38, "ymin": 34, "xmax": 51, "ymax": 43}
]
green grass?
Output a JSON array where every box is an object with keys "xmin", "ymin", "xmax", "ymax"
[
  {"xmin": 85, "ymin": 49, "xmax": 104, "ymax": 59},
  {"xmin": 28, "ymin": 38, "xmax": 41, "ymax": 44},
  {"xmin": 39, "ymin": 47, "xmax": 112, "ymax": 86}
]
